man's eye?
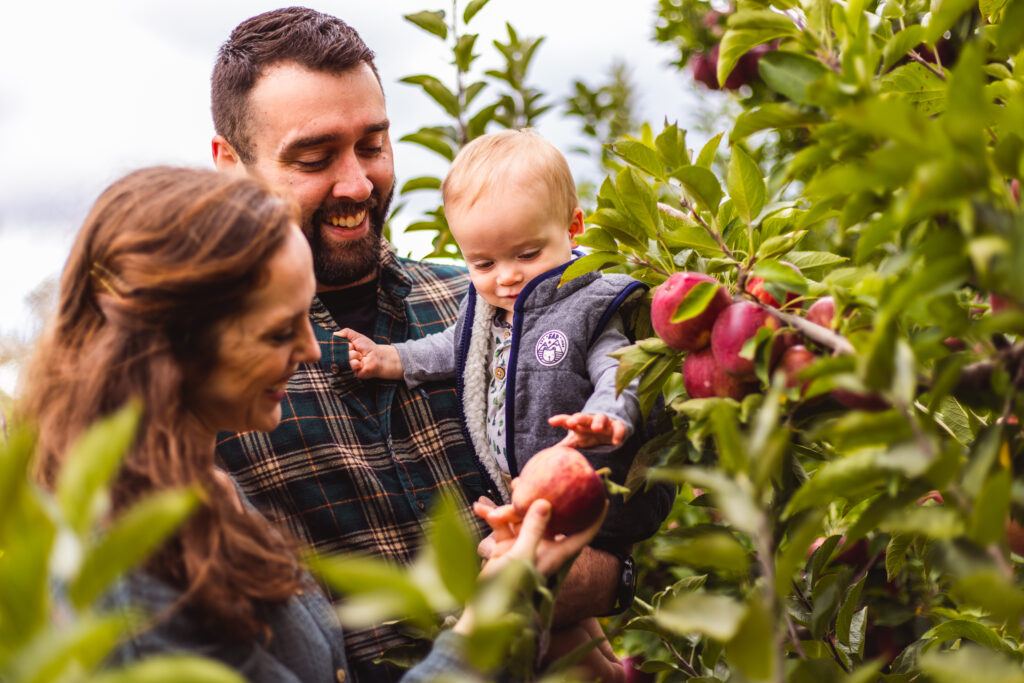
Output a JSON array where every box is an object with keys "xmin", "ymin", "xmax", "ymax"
[{"xmin": 294, "ymin": 157, "xmax": 330, "ymax": 170}]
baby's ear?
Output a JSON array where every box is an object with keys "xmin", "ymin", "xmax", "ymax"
[{"xmin": 568, "ymin": 207, "xmax": 585, "ymax": 246}]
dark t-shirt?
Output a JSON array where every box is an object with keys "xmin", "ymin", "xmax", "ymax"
[{"xmin": 317, "ymin": 279, "xmax": 378, "ymax": 338}]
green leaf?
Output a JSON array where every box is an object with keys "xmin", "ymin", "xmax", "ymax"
[
  {"xmin": 453, "ymin": 34, "xmax": 479, "ymax": 72},
  {"xmin": 784, "ymin": 250, "xmax": 849, "ymax": 278},
  {"xmin": 462, "ymin": 0, "xmax": 491, "ymax": 24},
  {"xmin": 400, "ymin": 176, "xmax": 442, "ymax": 193},
  {"xmin": 574, "ymin": 227, "xmax": 618, "ymax": 252},
  {"xmin": 970, "ymin": 467, "xmax": 1012, "ymax": 546},
  {"xmin": 69, "ymin": 488, "xmax": 199, "ymax": 609},
  {"xmin": 91, "ymin": 655, "xmax": 247, "ymax": 683},
  {"xmin": 400, "ymin": 75, "xmax": 460, "ymax": 118},
  {"xmin": 730, "ymin": 103, "xmax": 827, "ymax": 143},
  {"xmin": 656, "ymin": 592, "xmax": 747, "ymax": 641},
  {"xmin": 656, "ymin": 123, "xmax": 689, "ymax": 169},
  {"xmin": 881, "ymin": 62, "xmax": 947, "ymax": 117},
  {"xmin": 696, "ymin": 132, "xmax": 723, "ymax": 169},
  {"xmin": 810, "ymin": 573, "xmax": 841, "ymax": 639},
  {"xmin": 652, "ymin": 466, "xmax": 764, "ymax": 536},
  {"xmin": 924, "ymin": 0, "xmax": 976, "ymax": 45},
  {"xmin": 9, "ymin": 614, "xmax": 137, "ymax": 683},
  {"xmin": 718, "ymin": 24, "xmax": 798, "ymax": 94},
  {"xmin": 727, "ymin": 146, "xmax": 766, "ymax": 225},
  {"xmin": 920, "ymin": 646, "xmax": 1024, "ymax": 683},
  {"xmin": 670, "ymin": 281, "xmax": 724, "ymax": 323},
  {"xmin": 425, "ymin": 494, "xmax": 479, "ymax": 604},
  {"xmin": 560, "ymin": 252, "xmax": 623, "ymax": 285},
  {"xmin": 404, "ymin": 10, "xmax": 448, "ymax": 40},
  {"xmin": 923, "ymin": 620, "xmax": 1014, "ymax": 652},
  {"xmin": 881, "ymin": 25, "xmax": 925, "ymax": 73},
  {"xmin": 399, "ymin": 130, "xmax": 455, "ymax": 161},
  {"xmin": 836, "ymin": 574, "xmax": 866, "ymax": 648},
  {"xmin": 757, "ymin": 231, "xmax": 806, "ymax": 260},
  {"xmin": 726, "ymin": 596, "xmax": 776, "ymax": 680},
  {"xmin": 57, "ymin": 402, "xmax": 141, "ymax": 536},
  {"xmin": 758, "ymin": 50, "xmax": 830, "ymax": 104},
  {"xmin": 612, "ymin": 140, "xmax": 665, "ymax": 180},
  {"xmin": 774, "ymin": 511, "xmax": 825, "ymax": 596},
  {"xmin": 881, "ymin": 506, "xmax": 965, "ymax": 539},
  {"xmin": 654, "ymin": 529, "xmax": 749, "ymax": 574},
  {"xmin": 615, "ymin": 168, "xmax": 662, "ymax": 237},
  {"xmin": 671, "ymin": 166, "xmax": 724, "ymax": 214}
]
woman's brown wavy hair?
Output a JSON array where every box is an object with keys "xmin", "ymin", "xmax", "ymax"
[{"xmin": 23, "ymin": 166, "xmax": 305, "ymax": 640}]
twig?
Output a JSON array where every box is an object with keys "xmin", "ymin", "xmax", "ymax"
[
  {"xmin": 658, "ymin": 201, "xmax": 736, "ymax": 261},
  {"xmin": 664, "ymin": 640, "xmax": 701, "ymax": 679},
  {"xmin": 907, "ymin": 50, "xmax": 946, "ymax": 81},
  {"xmin": 745, "ymin": 296, "xmax": 856, "ymax": 355}
]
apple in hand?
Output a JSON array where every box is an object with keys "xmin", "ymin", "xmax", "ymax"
[
  {"xmin": 683, "ymin": 347, "xmax": 756, "ymax": 399},
  {"xmin": 711, "ymin": 301, "xmax": 779, "ymax": 378},
  {"xmin": 511, "ymin": 445, "xmax": 607, "ymax": 537},
  {"xmin": 651, "ymin": 272, "xmax": 731, "ymax": 352}
]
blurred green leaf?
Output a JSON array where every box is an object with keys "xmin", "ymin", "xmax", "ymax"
[
  {"xmin": 404, "ymin": 10, "xmax": 448, "ymax": 40},
  {"xmin": 726, "ymin": 595, "xmax": 775, "ymax": 679},
  {"xmin": 462, "ymin": 0, "xmax": 490, "ymax": 24},
  {"xmin": 91, "ymin": 655, "xmax": 246, "ymax": 683},
  {"xmin": 57, "ymin": 402, "xmax": 141, "ymax": 537},
  {"xmin": 70, "ymin": 487, "xmax": 199, "ymax": 609},
  {"xmin": 758, "ymin": 50, "xmax": 830, "ymax": 104},
  {"xmin": 656, "ymin": 592, "xmax": 746, "ymax": 641},
  {"xmin": 731, "ymin": 103, "xmax": 827, "ymax": 143},
  {"xmin": 727, "ymin": 146, "xmax": 766, "ymax": 225},
  {"xmin": 425, "ymin": 494, "xmax": 479, "ymax": 604}
]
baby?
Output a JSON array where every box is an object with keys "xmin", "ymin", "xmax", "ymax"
[{"xmin": 340, "ymin": 129, "xmax": 649, "ymax": 681}]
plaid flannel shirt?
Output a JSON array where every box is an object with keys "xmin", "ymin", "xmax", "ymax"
[{"xmin": 217, "ymin": 242, "xmax": 498, "ymax": 683}]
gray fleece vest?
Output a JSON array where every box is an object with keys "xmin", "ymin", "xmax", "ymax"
[{"xmin": 453, "ymin": 259, "xmax": 647, "ymax": 480}]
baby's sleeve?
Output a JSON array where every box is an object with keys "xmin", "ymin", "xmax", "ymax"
[
  {"xmin": 393, "ymin": 324, "xmax": 458, "ymax": 388},
  {"xmin": 581, "ymin": 315, "xmax": 640, "ymax": 438}
]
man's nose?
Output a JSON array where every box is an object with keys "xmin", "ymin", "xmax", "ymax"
[{"xmin": 331, "ymin": 152, "xmax": 373, "ymax": 201}]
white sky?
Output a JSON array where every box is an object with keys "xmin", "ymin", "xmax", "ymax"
[{"xmin": 0, "ymin": 0, "xmax": 709, "ymax": 392}]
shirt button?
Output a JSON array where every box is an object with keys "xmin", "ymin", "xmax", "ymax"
[
  {"xmin": 330, "ymin": 364, "xmax": 340, "ymax": 374},
  {"xmin": 417, "ymin": 500, "xmax": 426, "ymax": 511},
  {"xmin": 494, "ymin": 367, "xmax": 505, "ymax": 380},
  {"xmin": 336, "ymin": 669, "xmax": 346, "ymax": 682},
  {"xmin": 503, "ymin": 330, "xmax": 511, "ymax": 340}
]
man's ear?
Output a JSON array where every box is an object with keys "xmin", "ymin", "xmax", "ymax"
[
  {"xmin": 212, "ymin": 135, "xmax": 246, "ymax": 174},
  {"xmin": 568, "ymin": 207, "xmax": 585, "ymax": 247}
]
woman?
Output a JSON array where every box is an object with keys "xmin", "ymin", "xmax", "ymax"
[{"xmin": 22, "ymin": 167, "xmax": 603, "ymax": 682}]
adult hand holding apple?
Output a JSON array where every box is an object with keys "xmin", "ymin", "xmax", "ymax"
[{"xmin": 472, "ymin": 492, "xmax": 608, "ymax": 577}]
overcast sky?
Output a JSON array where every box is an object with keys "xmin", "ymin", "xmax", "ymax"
[{"xmin": 0, "ymin": 0, "xmax": 710, "ymax": 391}]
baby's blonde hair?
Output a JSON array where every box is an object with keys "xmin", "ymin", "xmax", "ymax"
[{"xmin": 442, "ymin": 129, "xmax": 579, "ymax": 223}]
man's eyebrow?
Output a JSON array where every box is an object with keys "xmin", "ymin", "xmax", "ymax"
[{"xmin": 280, "ymin": 120, "xmax": 391, "ymax": 156}]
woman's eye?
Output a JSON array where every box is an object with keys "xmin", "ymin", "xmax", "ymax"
[{"xmin": 270, "ymin": 329, "xmax": 296, "ymax": 344}]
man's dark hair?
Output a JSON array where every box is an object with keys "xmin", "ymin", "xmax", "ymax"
[{"xmin": 211, "ymin": 6, "xmax": 379, "ymax": 164}]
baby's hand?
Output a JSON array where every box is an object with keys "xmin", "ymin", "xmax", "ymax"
[
  {"xmin": 549, "ymin": 413, "xmax": 627, "ymax": 448},
  {"xmin": 334, "ymin": 328, "xmax": 404, "ymax": 380}
]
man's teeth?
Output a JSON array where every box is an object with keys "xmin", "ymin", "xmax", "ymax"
[{"xmin": 327, "ymin": 210, "xmax": 367, "ymax": 228}]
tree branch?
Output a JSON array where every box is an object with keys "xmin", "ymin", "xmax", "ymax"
[{"xmin": 746, "ymin": 296, "xmax": 856, "ymax": 356}]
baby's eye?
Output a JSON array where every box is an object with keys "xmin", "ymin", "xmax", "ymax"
[
  {"xmin": 518, "ymin": 250, "xmax": 540, "ymax": 260},
  {"xmin": 471, "ymin": 261, "xmax": 494, "ymax": 271}
]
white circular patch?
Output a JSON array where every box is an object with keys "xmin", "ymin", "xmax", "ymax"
[{"xmin": 535, "ymin": 330, "xmax": 569, "ymax": 367}]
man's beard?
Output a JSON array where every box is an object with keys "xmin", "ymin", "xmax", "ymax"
[{"xmin": 306, "ymin": 187, "xmax": 393, "ymax": 287}]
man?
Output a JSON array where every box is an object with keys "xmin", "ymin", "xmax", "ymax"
[{"xmin": 210, "ymin": 8, "xmax": 667, "ymax": 682}]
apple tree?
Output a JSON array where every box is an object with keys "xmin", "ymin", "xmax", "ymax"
[{"xmin": 569, "ymin": 0, "xmax": 1024, "ymax": 681}]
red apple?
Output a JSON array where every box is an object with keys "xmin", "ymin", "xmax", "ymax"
[
  {"xmin": 511, "ymin": 445, "xmax": 607, "ymax": 537},
  {"xmin": 650, "ymin": 272, "xmax": 731, "ymax": 351},
  {"xmin": 991, "ymin": 293, "xmax": 1017, "ymax": 313},
  {"xmin": 710, "ymin": 301, "xmax": 779, "ymax": 378},
  {"xmin": 832, "ymin": 388, "xmax": 889, "ymax": 411},
  {"xmin": 683, "ymin": 347, "xmax": 757, "ymax": 399},
  {"xmin": 806, "ymin": 296, "xmax": 836, "ymax": 329},
  {"xmin": 1007, "ymin": 517, "xmax": 1024, "ymax": 557},
  {"xmin": 777, "ymin": 344, "xmax": 816, "ymax": 390},
  {"xmin": 745, "ymin": 262, "xmax": 801, "ymax": 309}
]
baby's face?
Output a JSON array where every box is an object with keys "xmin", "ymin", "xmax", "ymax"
[{"xmin": 447, "ymin": 188, "xmax": 581, "ymax": 322}]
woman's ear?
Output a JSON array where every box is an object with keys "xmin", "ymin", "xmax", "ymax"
[{"xmin": 568, "ymin": 207, "xmax": 585, "ymax": 247}]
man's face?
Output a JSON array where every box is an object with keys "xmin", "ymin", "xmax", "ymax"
[{"xmin": 243, "ymin": 62, "xmax": 394, "ymax": 288}]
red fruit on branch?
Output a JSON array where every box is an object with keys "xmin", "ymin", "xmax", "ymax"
[
  {"xmin": 683, "ymin": 347, "xmax": 757, "ymax": 399},
  {"xmin": 777, "ymin": 344, "xmax": 816, "ymax": 391},
  {"xmin": 745, "ymin": 262, "xmax": 802, "ymax": 309},
  {"xmin": 711, "ymin": 301, "xmax": 779, "ymax": 377},
  {"xmin": 511, "ymin": 445, "xmax": 607, "ymax": 537},
  {"xmin": 806, "ymin": 296, "xmax": 836, "ymax": 330},
  {"xmin": 650, "ymin": 272, "xmax": 731, "ymax": 351}
]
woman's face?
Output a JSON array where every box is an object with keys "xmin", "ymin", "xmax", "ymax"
[{"xmin": 192, "ymin": 225, "xmax": 320, "ymax": 435}]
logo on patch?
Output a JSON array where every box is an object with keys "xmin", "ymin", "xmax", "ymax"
[{"xmin": 535, "ymin": 330, "xmax": 569, "ymax": 366}]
